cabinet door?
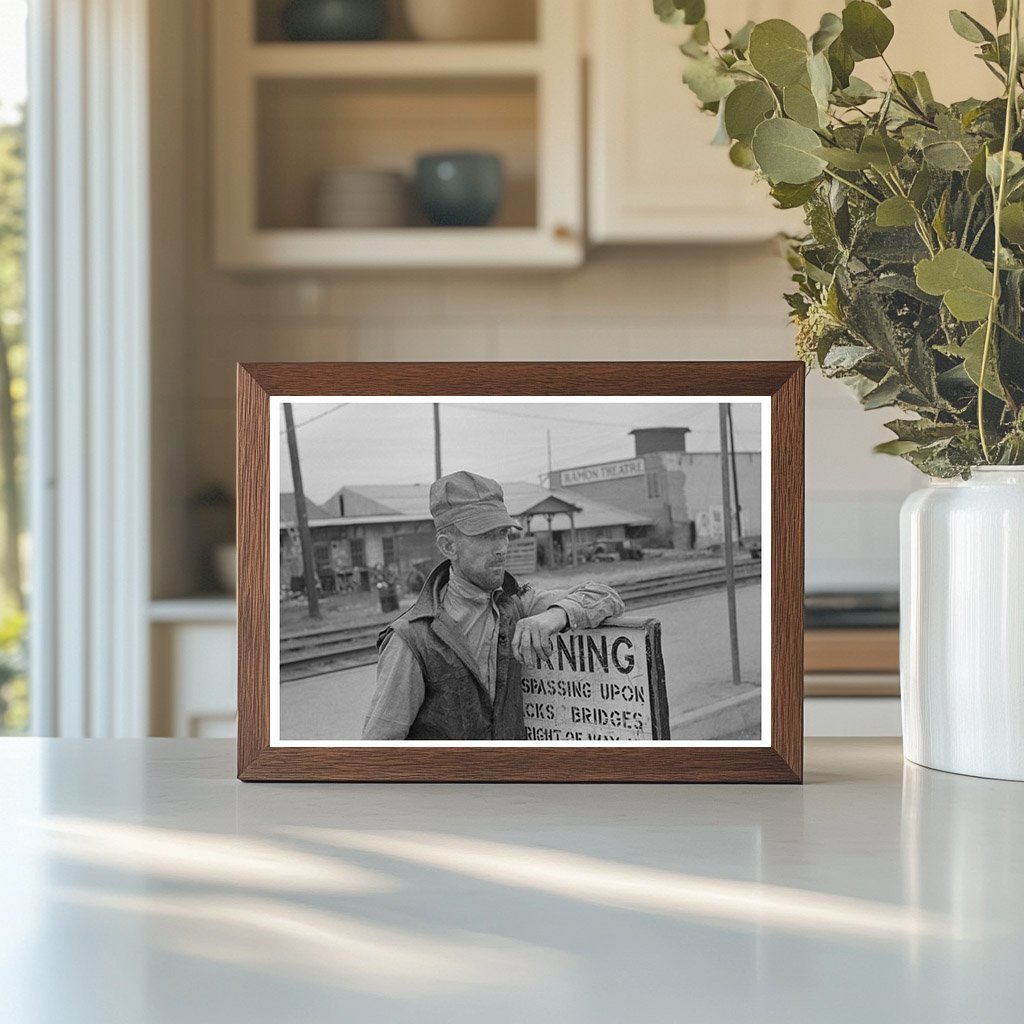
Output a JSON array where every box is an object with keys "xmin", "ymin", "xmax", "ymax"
[
  {"xmin": 588, "ymin": 0, "xmax": 996, "ymax": 244},
  {"xmin": 588, "ymin": 0, "xmax": 811, "ymax": 243}
]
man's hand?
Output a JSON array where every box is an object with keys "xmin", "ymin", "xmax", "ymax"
[{"xmin": 511, "ymin": 607, "xmax": 569, "ymax": 666}]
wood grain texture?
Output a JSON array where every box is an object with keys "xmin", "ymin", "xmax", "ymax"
[
  {"xmin": 770, "ymin": 364, "xmax": 804, "ymax": 782},
  {"xmin": 236, "ymin": 366, "xmax": 270, "ymax": 779},
  {"xmin": 236, "ymin": 361, "xmax": 805, "ymax": 783}
]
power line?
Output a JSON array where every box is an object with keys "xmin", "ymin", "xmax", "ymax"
[
  {"xmin": 278, "ymin": 403, "xmax": 348, "ymax": 435},
  {"xmin": 452, "ymin": 404, "xmax": 646, "ymax": 429},
  {"xmin": 453, "ymin": 402, "xmax": 762, "ymax": 437}
]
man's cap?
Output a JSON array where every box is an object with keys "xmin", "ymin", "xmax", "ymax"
[{"xmin": 430, "ymin": 471, "xmax": 522, "ymax": 536}]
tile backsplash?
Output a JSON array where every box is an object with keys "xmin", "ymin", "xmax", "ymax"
[{"xmin": 182, "ymin": 245, "xmax": 917, "ymax": 592}]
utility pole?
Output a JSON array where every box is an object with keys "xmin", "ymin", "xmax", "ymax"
[
  {"xmin": 546, "ymin": 429, "xmax": 553, "ymax": 489},
  {"xmin": 283, "ymin": 403, "xmax": 320, "ymax": 619},
  {"xmin": 719, "ymin": 404, "xmax": 741, "ymax": 686},
  {"xmin": 433, "ymin": 403, "xmax": 442, "ymax": 480},
  {"xmin": 726, "ymin": 404, "xmax": 744, "ymax": 548}
]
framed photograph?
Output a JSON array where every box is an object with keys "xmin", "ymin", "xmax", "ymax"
[{"xmin": 237, "ymin": 362, "xmax": 804, "ymax": 782}]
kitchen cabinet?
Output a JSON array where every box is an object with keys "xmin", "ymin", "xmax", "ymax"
[
  {"xmin": 150, "ymin": 601, "xmax": 237, "ymax": 738},
  {"xmin": 587, "ymin": 0, "xmax": 811, "ymax": 243},
  {"xmin": 586, "ymin": 0, "xmax": 999, "ymax": 244},
  {"xmin": 211, "ymin": 0, "xmax": 583, "ymax": 269}
]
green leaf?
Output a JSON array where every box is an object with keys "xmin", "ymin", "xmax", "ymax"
[
  {"xmin": 909, "ymin": 164, "xmax": 933, "ymax": 205},
  {"xmin": 967, "ymin": 144, "xmax": 991, "ymax": 194},
  {"xmin": 684, "ymin": 2, "xmax": 706, "ymax": 27},
  {"xmin": 751, "ymin": 118, "xmax": 828, "ymax": 184},
  {"xmin": 653, "ymin": 0, "xmax": 682, "ymax": 24},
  {"xmin": 683, "ymin": 57, "xmax": 736, "ymax": 104},
  {"xmin": 939, "ymin": 325, "xmax": 1006, "ymax": 398},
  {"xmin": 807, "ymin": 52, "xmax": 833, "ymax": 109},
  {"xmin": 993, "ymin": 0, "xmax": 1008, "ymax": 24},
  {"xmin": 784, "ymin": 80, "xmax": 825, "ymax": 129},
  {"xmin": 770, "ymin": 180, "xmax": 820, "ymax": 209},
  {"xmin": 814, "ymin": 146, "xmax": 872, "ymax": 170},
  {"xmin": 891, "ymin": 72, "xmax": 922, "ymax": 110},
  {"xmin": 724, "ymin": 20, "xmax": 755, "ymax": 53},
  {"xmin": 884, "ymin": 418, "xmax": 963, "ymax": 443},
  {"xmin": 842, "ymin": 1, "xmax": 895, "ymax": 59},
  {"xmin": 653, "ymin": 0, "xmax": 705, "ymax": 26},
  {"xmin": 948, "ymin": 10, "xmax": 994, "ymax": 44},
  {"xmin": 837, "ymin": 76, "xmax": 879, "ymax": 104},
  {"xmin": 915, "ymin": 250, "xmax": 994, "ymax": 322},
  {"xmin": 876, "ymin": 197, "xmax": 918, "ymax": 228},
  {"xmin": 932, "ymin": 190, "xmax": 950, "ymax": 247},
  {"xmin": 986, "ymin": 150, "xmax": 1024, "ymax": 191},
  {"xmin": 860, "ymin": 133, "xmax": 904, "ymax": 173},
  {"xmin": 862, "ymin": 374, "xmax": 903, "ymax": 409},
  {"xmin": 810, "ymin": 12, "xmax": 843, "ymax": 54},
  {"xmin": 912, "ymin": 71, "xmax": 935, "ymax": 104},
  {"xmin": 923, "ymin": 140, "xmax": 972, "ymax": 171},
  {"xmin": 874, "ymin": 439, "xmax": 922, "ymax": 455},
  {"xmin": 729, "ymin": 140, "xmax": 757, "ymax": 169},
  {"xmin": 828, "ymin": 38, "xmax": 855, "ymax": 89},
  {"xmin": 748, "ymin": 20, "xmax": 809, "ymax": 87},
  {"xmin": 723, "ymin": 81, "xmax": 775, "ymax": 144},
  {"xmin": 691, "ymin": 19, "xmax": 710, "ymax": 45},
  {"xmin": 1000, "ymin": 203, "xmax": 1024, "ymax": 245}
]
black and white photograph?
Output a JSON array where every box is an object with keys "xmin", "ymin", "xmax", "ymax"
[{"xmin": 270, "ymin": 397, "xmax": 769, "ymax": 746}]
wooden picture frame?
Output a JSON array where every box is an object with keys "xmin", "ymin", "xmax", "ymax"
[{"xmin": 237, "ymin": 362, "xmax": 804, "ymax": 782}]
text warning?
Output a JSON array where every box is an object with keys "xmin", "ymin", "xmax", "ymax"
[{"xmin": 520, "ymin": 618, "xmax": 669, "ymax": 741}]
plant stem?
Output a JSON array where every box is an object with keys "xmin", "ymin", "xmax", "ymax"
[
  {"xmin": 750, "ymin": 69, "xmax": 784, "ymax": 117},
  {"xmin": 969, "ymin": 213, "xmax": 994, "ymax": 253},
  {"xmin": 962, "ymin": 191, "xmax": 979, "ymax": 249},
  {"xmin": 884, "ymin": 170, "xmax": 939, "ymax": 254},
  {"xmin": 979, "ymin": 0, "xmax": 1021, "ymax": 462},
  {"xmin": 822, "ymin": 167, "xmax": 880, "ymax": 205}
]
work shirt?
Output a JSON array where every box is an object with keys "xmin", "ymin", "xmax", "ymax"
[{"xmin": 363, "ymin": 572, "xmax": 625, "ymax": 740}]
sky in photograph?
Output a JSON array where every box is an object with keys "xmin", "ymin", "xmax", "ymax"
[{"xmin": 280, "ymin": 400, "xmax": 763, "ymax": 502}]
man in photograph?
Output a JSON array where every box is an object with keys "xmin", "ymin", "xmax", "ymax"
[{"xmin": 363, "ymin": 470, "xmax": 625, "ymax": 740}]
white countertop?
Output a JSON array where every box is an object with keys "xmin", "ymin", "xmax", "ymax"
[{"xmin": 1, "ymin": 738, "xmax": 1020, "ymax": 1023}]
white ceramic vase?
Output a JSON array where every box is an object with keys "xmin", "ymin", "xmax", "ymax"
[{"xmin": 900, "ymin": 467, "xmax": 1024, "ymax": 780}]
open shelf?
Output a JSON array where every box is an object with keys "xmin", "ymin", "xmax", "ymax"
[
  {"xmin": 249, "ymin": 42, "xmax": 544, "ymax": 77},
  {"xmin": 213, "ymin": 0, "xmax": 581, "ymax": 268},
  {"xmin": 254, "ymin": 0, "xmax": 538, "ymax": 45},
  {"xmin": 257, "ymin": 76, "xmax": 537, "ymax": 232}
]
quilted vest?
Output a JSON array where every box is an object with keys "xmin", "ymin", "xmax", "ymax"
[{"xmin": 377, "ymin": 561, "xmax": 529, "ymax": 740}]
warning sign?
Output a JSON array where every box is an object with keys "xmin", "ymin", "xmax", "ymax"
[{"xmin": 520, "ymin": 618, "xmax": 669, "ymax": 741}]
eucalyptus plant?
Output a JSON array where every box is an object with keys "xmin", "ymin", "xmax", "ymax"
[{"xmin": 657, "ymin": 0, "xmax": 1024, "ymax": 476}]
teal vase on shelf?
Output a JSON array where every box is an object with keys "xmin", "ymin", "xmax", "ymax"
[
  {"xmin": 415, "ymin": 152, "xmax": 505, "ymax": 228},
  {"xmin": 280, "ymin": 0, "xmax": 388, "ymax": 42}
]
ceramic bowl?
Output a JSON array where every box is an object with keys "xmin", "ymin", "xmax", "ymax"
[
  {"xmin": 415, "ymin": 152, "xmax": 504, "ymax": 227},
  {"xmin": 315, "ymin": 168, "xmax": 407, "ymax": 228},
  {"xmin": 281, "ymin": 0, "xmax": 389, "ymax": 42},
  {"xmin": 403, "ymin": 0, "xmax": 534, "ymax": 42}
]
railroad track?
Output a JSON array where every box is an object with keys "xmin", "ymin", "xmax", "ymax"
[{"xmin": 279, "ymin": 561, "xmax": 761, "ymax": 682}]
